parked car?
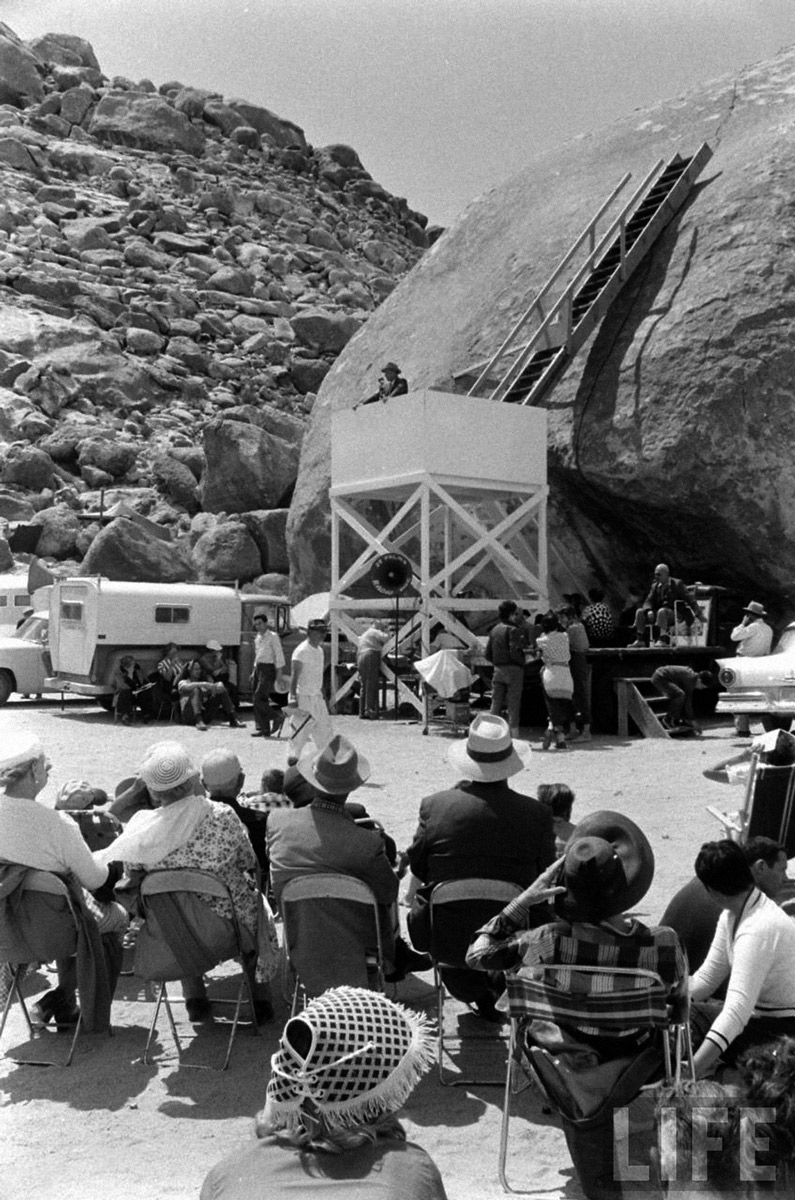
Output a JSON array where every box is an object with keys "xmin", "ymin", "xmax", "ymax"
[
  {"xmin": 716, "ymin": 623, "xmax": 795, "ymax": 729},
  {"xmin": 0, "ymin": 612, "xmax": 52, "ymax": 705}
]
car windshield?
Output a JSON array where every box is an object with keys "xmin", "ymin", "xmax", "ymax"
[
  {"xmin": 14, "ymin": 616, "xmax": 48, "ymax": 643},
  {"xmin": 775, "ymin": 624, "xmax": 795, "ymax": 654}
]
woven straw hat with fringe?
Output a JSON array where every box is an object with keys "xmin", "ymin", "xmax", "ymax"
[{"xmin": 263, "ymin": 987, "xmax": 434, "ymax": 1132}]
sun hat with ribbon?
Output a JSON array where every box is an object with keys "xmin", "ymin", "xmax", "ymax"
[
  {"xmin": 297, "ymin": 735, "xmax": 370, "ymax": 796},
  {"xmin": 262, "ymin": 986, "xmax": 434, "ymax": 1133},
  {"xmin": 139, "ymin": 741, "xmax": 196, "ymax": 793},
  {"xmin": 552, "ymin": 810, "xmax": 655, "ymax": 922},
  {"xmin": 447, "ymin": 713, "xmax": 530, "ymax": 782}
]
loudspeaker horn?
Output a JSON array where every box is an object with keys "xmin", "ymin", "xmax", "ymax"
[
  {"xmin": 369, "ymin": 552, "xmax": 412, "ymax": 597},
  {"xmin": 27, "ymin": 556, "xmax": 57, "ymax": 595}
]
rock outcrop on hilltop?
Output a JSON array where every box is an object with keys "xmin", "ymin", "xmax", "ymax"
[
  {"xmin": 291, "ymin": 47, "xmax": 795, "ymax": 622},
  {"xmin": 0, "ymin": 23, "xmax": 432, "ymax": 588}
]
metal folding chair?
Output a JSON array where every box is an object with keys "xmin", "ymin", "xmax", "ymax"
[
  {"xmin": 428, "ymin": 877, "xmax": 523, "ymax": 1086},
  {"xmin": 137, "ymin": 868, "xmax": 262, "ymax": 1072},
  {"xmin": 280, "ymin": 873, "xmax": 385, "ymax": 1015},
  {"xmin": 0, "ymin": 870, "xmax": 83, "ymax": 1067},
  {"xmin": 498, "ymin": 963, "xmax": 693, "ymax": 1194},
  {"xmin": 707, "ymin": 747, "xmax": 795, "ymax": 853}
]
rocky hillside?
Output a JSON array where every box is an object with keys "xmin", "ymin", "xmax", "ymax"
[
  {"xmin": 0, "ymin": 23, "xmax": 432, "ymax": 590},
  {"xmin": 290, "ymin": 46, "xmax": 795, "ymax": 623}
]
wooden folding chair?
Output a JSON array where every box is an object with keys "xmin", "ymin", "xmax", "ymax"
[
  {"xmin": 498, "ymin": 964, "xmax": 693, "ymax": 1194},
  {"xmin": 280, "ymin": 873, "xmax": 385, "ymax": 1015},
  {"xmin": 707, "ymin": 748, "xmax": 795, "ymax": 853},
  {"xmin": 428, "ymin": 877, "xmax": 523, "ymax": 1086},
  {"xmin": 0, "ymin": 870, "xmax": 83, "ymax": 1067},
  {"xmin": 136, "ymin": 868, "xmax": 262, "ymax": 1072}
]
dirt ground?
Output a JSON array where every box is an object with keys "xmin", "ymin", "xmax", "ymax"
[{"xmin": 0, "ymin": 698, "xmax": 752, "ymax": 1200}]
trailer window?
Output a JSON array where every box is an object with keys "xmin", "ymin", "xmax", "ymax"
[
  {"xmin": 61, "ymin": 602, "xmax": 83, "ymax": 622},
  {"xmin": 155, "ymin": 606, "xmax": 190, "ymax": 624},
  {"xmin": 14, "ymin": 593, "xmax": 30, "ymax": 607}
]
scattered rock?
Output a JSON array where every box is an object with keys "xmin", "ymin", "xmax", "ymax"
[{"xmin": 191, "ymin": 520, "xmax": 262, "ymax": 582}]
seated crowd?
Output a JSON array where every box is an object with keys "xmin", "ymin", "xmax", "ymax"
[{"xmin": 5, "ymin": 706, "xmax": 795, "ymax": 1198}]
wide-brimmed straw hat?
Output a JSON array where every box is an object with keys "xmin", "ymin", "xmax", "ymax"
[
  {"xmin": 298, "ymin": 735, "xmax": 370, "ymax": 796},
  {"xmin": 263, "ymin": 986, "xmax": 434, "ymax": 1134},
  {"xmin": 743, "ymin": 601, "xmax": 768, "ymax": 618},
  {"xmin": 553, "ymin": 810, "xmax": 655, "ymax": 922},
  {"xmin": 447, "ymin": 714, "xmax": 530, "ymax": 782},
  {"xmin": 139, "ymin": 741, "xmax": 196, "ymax": 792}
]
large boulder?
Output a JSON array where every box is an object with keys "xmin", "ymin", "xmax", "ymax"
[
  {"xmin": 226, "ymin": 99, "xmax": 306, "ymax": 148},
  {"xmin": 79, "ymin": 517, "xmax": 193, "ymax": 581},
  {"xmin": 0, "ymin": 445, "xmax": 56, "ymax": 491},
  {"xmin": 30, "ymin": 503, "xmax": 82, "ymax": 559},
  {"xmin": 26, "ymin": 33, "xmax": 101, "ymax": 71},
  {"xmin": 191, "ymin": 520, "xmax": 262, "ymax": 582},
  {"xmin": 290, "ymin": 309, "xmax": 362, "ymax": 354},
  {"xmin": 240, "ymin": 509, "xmax": 289, "ymax": 575},
  {"xmin": 0, "ymin": 30, "xmax": 44, "ymax": 107},
  {"xmin": 200, "ymin": 419, "xmax": 300, "ymax": 513},
  {"xmin": 88, "ymin": 94, "xmax": 205, "ymax": 156},
  {"xmin": 288, "ymin": 46, "xmax": 795, "ymax": 616}
]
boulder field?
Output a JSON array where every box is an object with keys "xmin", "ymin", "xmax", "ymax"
[{"xmin": 0, "ymin": 22, "xmax": 433, "ymax": 586}]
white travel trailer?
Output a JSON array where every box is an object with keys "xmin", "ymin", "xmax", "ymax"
[
  {"xmin": 0, "ymin": 573, "xmax": 50, "ymax": 628},
  {"xmin": 45, "ymin": 578, "xmax": 295, "ymax": 704}
]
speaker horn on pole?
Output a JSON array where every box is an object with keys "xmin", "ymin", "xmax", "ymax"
[{"xmin": 368, "ymin": 553, "xmax": 412, "ymax": 596}]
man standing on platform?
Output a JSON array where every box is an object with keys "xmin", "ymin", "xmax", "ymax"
[
  {"xmin": 288, "ymin": 619, "xmax": 332, "ymax": 755},
  {"xmin": 730, "ymin": 601, "xmax": 773, "ymax": 737},
  {"xmin": 250, "ymin": 612, "xmax": 286, "ymax": 739}
]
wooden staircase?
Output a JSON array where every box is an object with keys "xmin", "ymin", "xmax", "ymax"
[
  {"xmin": 615, "ymin": 677, "xmax": 673, "ymax": 739},
  {"xmin": 459, "ymin": 145, "xmax": 713, "ymax": 407}
]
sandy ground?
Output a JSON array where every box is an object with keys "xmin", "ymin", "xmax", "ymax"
[{"xmin": 0, "ymin": 697, "xmax": 751, "ymax": 1200}]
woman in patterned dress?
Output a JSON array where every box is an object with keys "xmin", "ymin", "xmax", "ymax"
[{"xmin": 98, "ymin": 741, "xmax": 276, "ymax": 1023}]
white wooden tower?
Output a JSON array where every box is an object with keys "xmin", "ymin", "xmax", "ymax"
[{"xmin": 329, "ymin": 391, "xmax": 548, "ymax": 715}]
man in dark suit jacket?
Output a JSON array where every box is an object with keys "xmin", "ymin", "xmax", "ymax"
[
  {"xmin": 267, "ymin": 736, "xmax": 428, "ymax": 992},
  {"xmin": 406, "ymin": 714, "xmax": 555, "ymax": 1019}
]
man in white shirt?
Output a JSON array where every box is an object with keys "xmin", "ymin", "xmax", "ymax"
[
  {"xmin": 250, "ymin": 612, "xmax": 286, "ymax": 738},
  {"xmin": 730, "ymin": 600, "xmax": 774, "ymax": 735},
  {"xmin": 288, "ymin": 619, "xmax": 332, "ymax": 756}
]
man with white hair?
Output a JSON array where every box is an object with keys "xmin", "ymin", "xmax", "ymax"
[
  {"xmin": 631, "ymin": 562, "xmax": 698, "ymax": 648},
  {"xmin": 199, "ymin": 748, "xmax": 270, "ymax": 877}
]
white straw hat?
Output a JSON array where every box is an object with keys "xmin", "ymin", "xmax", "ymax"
[{"xmin": 447, "ymin": 713, "xmax": 530, "ymax": 781}]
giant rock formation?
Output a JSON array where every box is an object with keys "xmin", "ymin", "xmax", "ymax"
[{"xmin": 290, "ymin": 48, "xmax": 795, "ymax": 622}]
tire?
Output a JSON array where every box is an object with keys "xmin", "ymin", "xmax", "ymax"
[
  {"xmin": 97, "ymin": 696, "xmax": 114, "ymax": 713},
  {"xmin": 0, "ymin": 670, "xmax": 14, "ymax": 706}
]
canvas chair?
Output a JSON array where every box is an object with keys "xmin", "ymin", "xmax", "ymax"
[
  {"xmin": 0, "ymin": 870, "xmax": 83, "ymax": 1067},
  {"xmin": 280, "ymin": 873, "xmax": 386, "ymax": 1015},
  {"xmin": 428, "ymin": 877, "xmax": 523, "ymax": 1086},
  {"xmin": 707, "ymin": 746, "xmax": 795, "ymax": 854},
  {"xmin": 498, "ymin": 963, "xmax": 693, "ymax": 1196},
  {"xmin": 135, "ymin": 868, "xmax": 262, "ymax": 1072}
]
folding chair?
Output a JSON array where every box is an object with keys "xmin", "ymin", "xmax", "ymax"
[
  {"xmin": 280, "ymin": 873, "xmax": 385, "ymax": 1015},
  {"xmin": 136, "ymin": 868, "xmax": 262, "ymax": 1072},
  {"xmin": 428, "ymin": 877, "xmax": 522, "ymax": 1086},
  {"xmin": 707, "ymin": 747, "xmax": 795, "ymax": 854},
  {"xmin": 0, "ymin": 870, "xmax": 83, "ymax": 1067},
  {"xmin": 498, "ymin": 964, "xmax": 693, "ymax": 1195}
]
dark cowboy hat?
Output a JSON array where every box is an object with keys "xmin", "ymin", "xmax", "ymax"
[
  {"xmin": 552, "ymin": 810, "xmax": 655, "ymax": 922},
  {"xmin": 381, "ymin": 362, "xmax": 400, "ymax": 374}
]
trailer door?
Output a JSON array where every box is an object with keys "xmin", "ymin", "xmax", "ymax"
[{"xmin": 53, "ymin": 583, "xmax": 94, "ymax": 676}]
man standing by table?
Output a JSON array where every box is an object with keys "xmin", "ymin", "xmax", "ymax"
[
  {"xmin": 730, "ymin": 600, "xmax": 774, "ymax": 737},
  {"xmin": 250, "ymin": 612, "xmax": 285, "ymax": 739}
]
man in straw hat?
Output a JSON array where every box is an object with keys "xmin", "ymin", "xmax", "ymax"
[
  {"xmin": 467, "ymin": 810, "xmax": 686, "ymax": 1055},
  {"xmin": 405, "ymin": 713, "xmax": 555, "ymax": 1021},
  {"xmin": 267, "ymin": 736, "xmax": 429, "ymax": 988},
  {"xmin": 200, "ymin": 986, "xmax": 446, "ymax": 1199},
  {"xmin": 729, "ymin": 599, "xmax": 773, "ymax": 736}
]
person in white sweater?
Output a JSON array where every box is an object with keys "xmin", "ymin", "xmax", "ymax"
[{"xmin": 689, "ymin": 838, "xmax": 795, "ymax": 1077}]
